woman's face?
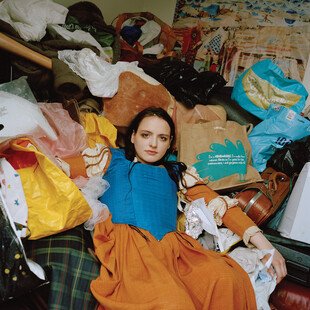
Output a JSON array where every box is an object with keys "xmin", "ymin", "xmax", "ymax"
[{"xmin": 131, "ymin": 115, "xmax": 172, "ymax": 164}]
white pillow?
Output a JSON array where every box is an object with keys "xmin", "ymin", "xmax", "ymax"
[{"xmin": 0, "ymin": 91, "xmax": 57, "ymax": 141}]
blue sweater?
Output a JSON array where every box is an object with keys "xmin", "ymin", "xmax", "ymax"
[{"xmin": 99, "ymin": 148, "xmax": 178, "ymax": 240}]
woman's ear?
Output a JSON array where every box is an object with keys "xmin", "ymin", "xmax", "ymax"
[{"xmin": 130, "ymin": 131, "xmax": 135, "ymax": 144}]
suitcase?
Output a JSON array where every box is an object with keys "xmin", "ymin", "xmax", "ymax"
[
  {"xmin": 235, "ymin": 167, "xmax": 291, "ymax": 226},
  {"xmin": 264, "ymin": 229, "xmax": 310, "ymax": 287}
]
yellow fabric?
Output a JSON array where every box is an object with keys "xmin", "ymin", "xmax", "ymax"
[
  {"xmin": 91, "ymin": 215, "xmax": 257, "ymax": 310},
  {"xmin": 80, "ymin": 112, "xmax": 117, "ymax": 148},
  {"xmin": 9, "ymin": 138, "xmax": 92, "ymax": 240}
]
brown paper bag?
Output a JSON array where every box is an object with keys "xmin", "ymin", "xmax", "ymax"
[{"xmin": 178, "ymin": 120, "xmax": 262, "ymax": 191}]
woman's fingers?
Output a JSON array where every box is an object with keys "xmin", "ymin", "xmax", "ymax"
[
  {"xmin": 261, "ymin": 250, "xmax": 287, "ymax": 284},
  {"xmin": 270, "ymin": 249, "xmax": 287, "ymax": 283}
]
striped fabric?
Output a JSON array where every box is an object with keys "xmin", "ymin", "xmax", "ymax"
[{"xmin": 24, "ymin": 225, "xmax": 100, "ymax": 310}]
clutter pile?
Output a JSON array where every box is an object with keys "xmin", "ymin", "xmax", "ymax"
[{"xmin": 0, "ymin": 1, "xmax": 310, "ymax": 309}]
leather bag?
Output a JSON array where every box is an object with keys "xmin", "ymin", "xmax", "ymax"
[{"xmin": 235, "ymin": 167, "xmax": 291, "ymax": 226}]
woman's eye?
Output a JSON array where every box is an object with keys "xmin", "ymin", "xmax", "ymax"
[
  {"xmin": 160, "ymin": 136, "xmax": 168, "ymax": 142},
  {"xmin": 141, "ymin": 133, "xmax": 149, "ymax": 138}
]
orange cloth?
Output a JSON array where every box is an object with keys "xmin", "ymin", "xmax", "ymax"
[
  {"xmin": 63, "ymin": 155, "xmax": 87, "ymax": 178},
  {"xmin": 185, "ymin": 183, "xmax": 256, "ymax": 238},
  {"xmin": 91, "ymin": 215, "xmax": 257, "ymax": 310}
]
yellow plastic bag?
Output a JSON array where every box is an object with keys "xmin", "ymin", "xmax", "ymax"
[{"xmin": 5, "ymin": 138, "xmax": 92, "ymax": 239}]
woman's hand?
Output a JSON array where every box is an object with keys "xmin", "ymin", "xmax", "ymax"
[
  {"xmin": 261, "ymin": 248, "xmax": 287, "ymax": 283},
  {"xmin": 249, "ymin": 231, "xmax": 287, "ymax": 284}
]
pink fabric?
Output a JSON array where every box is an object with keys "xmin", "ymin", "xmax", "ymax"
[{"xmin": 39, "ymin": 102, "xmax": 87, "ymax": 159}]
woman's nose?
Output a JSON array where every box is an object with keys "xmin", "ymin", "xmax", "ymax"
[{"xmin": 149, "ymin": 137, "xmax": 157, "ymax": 148}]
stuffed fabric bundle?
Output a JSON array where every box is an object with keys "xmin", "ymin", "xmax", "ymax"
[{"xmin": 231, "ymin": 59, "xmax": 308, "ymax": 120}]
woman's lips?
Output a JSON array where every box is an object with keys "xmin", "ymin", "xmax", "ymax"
[{"xmin": 145, "ymin": 150, "xmax": 158, "ymax": 155}]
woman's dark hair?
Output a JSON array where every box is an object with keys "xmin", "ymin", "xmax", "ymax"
[{"xmin": 124, "ymin": 107, "xmax": 187, "ymax": 187}]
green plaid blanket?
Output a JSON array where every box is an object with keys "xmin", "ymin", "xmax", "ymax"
[{"xmin": 24, "ymin": 225, "xmax": 100, "ymax": 310}]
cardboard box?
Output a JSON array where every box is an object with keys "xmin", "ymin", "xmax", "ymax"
[{"xmin": 278, "ymin": 162, "xmax": 310, "ymax": 244}]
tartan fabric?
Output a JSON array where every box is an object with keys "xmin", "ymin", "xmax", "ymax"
[{"xmin": 23, "ymin": 225, "xmax": 100, "ymax": 310}]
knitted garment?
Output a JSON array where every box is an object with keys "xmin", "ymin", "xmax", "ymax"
[{"xmin": 99, "ymin": 148, "xmax": 178, "ymax": 240}]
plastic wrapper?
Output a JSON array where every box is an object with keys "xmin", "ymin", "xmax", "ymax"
[
  {"xmin": 81, "ymin": 176, "xmax": 110, "ymax": 230},
  {"xmin": 232, "ymin": 59, "xmax": 308, "ymax": 120},
  {"xmin": 0, "ymin": 76, "xmax": 37, "ymax": 103},
  {"xmin": 39, "ymin": 102, "xmax": 87, "ymax": 159},
  {"xmin": 0, "ymin": 91, "xmax": 57, "ymax": 143}
]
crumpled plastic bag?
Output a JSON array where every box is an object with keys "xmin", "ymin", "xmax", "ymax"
[
  {"xmin": 58, "ymin": 48, "xmax": 144, "ymax": 97},
  {"xmin": 144, "ymin": 58, "xmax": 227, "ymax": 108},
  {"xmin": 249, "ymin": 105, "xmax": 310, "ymax": 172},
  {"xmin": 0, "ymin": 76, "xmax": 37, "ymax": 103},
  {"xmin": 0, "ymin": 0, "xmax": 68, "ymax": 41},
  {"xmin": 0, "ymin": 158, "xmax": 28, "ymax": 238},
  {"xmin": 81, "ymin": 176, "xmax": 110, "ymax": 230},
  {"xmin": 232, "ymin": 59, "xmax": 308, "ymax": 120},
  {"xmin": 38, "ymin": 102, "xmax": 87, "ymax": 159},
  {"xmin": 0, "ymin": 91, "xmax": 57, "ymax": 142},
  {"xmin": 2, "ymin": 138, "xmax": 92, "ymax": 240},
  {"xmin": 229, "ymin": 247, "xmax": 276, "ymax": 310}
]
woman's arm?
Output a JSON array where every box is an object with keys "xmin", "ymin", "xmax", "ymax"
[
  {"xmin": 184, "ymin": 184, "xmax": 259, "ymax": 242},
  {"xmin": 182, "ymin": 171, "xmax": 287, "ymax": 283}
]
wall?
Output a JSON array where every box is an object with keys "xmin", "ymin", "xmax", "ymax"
[
  {"xmin": 54, "ymin": 0, "xmax": 177, "ymax": 26},
  {"xmin": 141, "ymin": 1, "xmax": 177, "ymax": 26}
]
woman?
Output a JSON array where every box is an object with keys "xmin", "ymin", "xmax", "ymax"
[{"xmin": 91, "ymin": 107, "xmax": 286, "ymax": 309}]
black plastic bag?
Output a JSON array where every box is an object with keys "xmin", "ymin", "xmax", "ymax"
[
  {"xmin": 144, "ymin": 58, "xmax": 227, "ymax": 108},
  {"xmin": 171, "ymin": 70, "xmax": 227, "ymax": 108},
  {"xmin": 144, "ymin": 57, "xmax": 198, "ymax": 88},
  {"xmin": 267, "ymin": 135, "xmax": 310, "ymax": 177},
  {"xmin": 0, "ymin": 192, "xmax": 48, "ymax": 303}
]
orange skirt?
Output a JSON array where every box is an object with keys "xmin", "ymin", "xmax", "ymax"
[{"xmin": 91, "ymin": 215, "xmax": 257, "ymax": 310}]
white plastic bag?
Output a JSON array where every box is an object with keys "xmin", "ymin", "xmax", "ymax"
[
  {"xmin": 58, "ymin": 48, "xmax": 144, "ymax": 97},
  {"xmin": 0, "ymin": 91, "xmax": 57, "ymax": 142}
]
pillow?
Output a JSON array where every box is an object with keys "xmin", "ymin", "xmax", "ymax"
[{"xmin": 103, "ymin": 71, "xmax": 176, "ymax": 130}]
